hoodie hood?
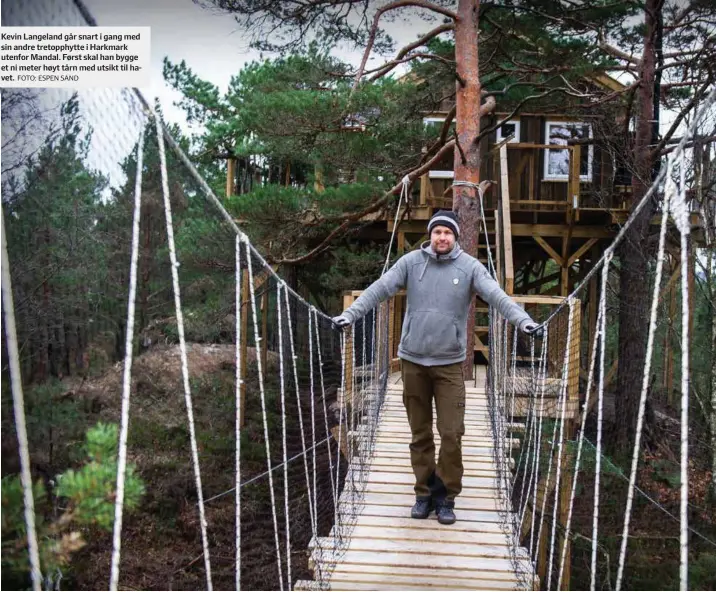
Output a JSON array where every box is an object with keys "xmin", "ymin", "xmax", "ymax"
[{"xmin": 419, "ymin": 240, "xmax": 463, "ymax": 280}]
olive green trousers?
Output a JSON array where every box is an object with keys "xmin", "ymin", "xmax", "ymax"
[{"xmin": 400, "ymin": 359, "xmax": 466, "ymax": 501}]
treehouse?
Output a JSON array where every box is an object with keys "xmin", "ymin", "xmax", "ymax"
[{"xmin": 351, "ymin": 73, "xmax": 705, "ymax": 383}]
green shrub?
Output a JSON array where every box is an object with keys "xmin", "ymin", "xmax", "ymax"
[{"xmin": 1, "ymin": 423, "xmax": 144, "ymax": 587}]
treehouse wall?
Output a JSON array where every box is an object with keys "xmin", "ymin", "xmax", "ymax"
[{"xmin": 422, "ymin": 111, "xmax": 629, "ymax": 209}]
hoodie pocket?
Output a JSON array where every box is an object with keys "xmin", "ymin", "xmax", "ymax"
[{"xmin": 402, "ymin": 310, "xmax": 462, "ymax": 358}]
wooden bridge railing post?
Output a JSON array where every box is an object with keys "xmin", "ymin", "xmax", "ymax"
[
  {"xmin": 558, "ymin": 299, "xmax": 581, "ymax": 590},
  {"xmin": 341, "ymin": 291, "xmax": 356, "ymax": 409}
]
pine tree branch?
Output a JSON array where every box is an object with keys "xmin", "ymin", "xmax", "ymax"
[
  {"xmin": 419, "ymin": 105, "xmax": 456, "ymax": 167},
  {"xmin": 366, "ymin": 22, "xmax": 455, "ymax": 81},
  {"xmin": 275, "ymin": 140, "xmax": 456, "ymax": 265},
  {"xmin": 652, "ymin": 76, "xmax": 715, "ymax": 157},
  {"xmin": 351, "ymin": 0, "xmax": 458, "ymax": 94},
  {"xmin": 598, "ymin": 40, "xmax": 642, "ymax": 66},
  {"xmin": 453, "ymin": 131, "xmax": 467, "ymax": 165},
  {"xmin": 479, "ymin": 96, "xmax": 496, "ymax": 117},
  {"xmin": 365, "ymin": 52, "xmax": 455, "ymax": 81}
]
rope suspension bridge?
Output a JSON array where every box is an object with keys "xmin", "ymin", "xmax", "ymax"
[{"xmin": 3, "ymin": 2, "xmax": 716, "ymax": 591}]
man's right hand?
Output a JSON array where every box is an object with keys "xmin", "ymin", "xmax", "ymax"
[
  {"xmin": 332, "ymin": 314, "xmax": 351, "ymax": 329},
  {"xmin": 523, "ymin": 322, "xmax": 544, "ymax": 338}
]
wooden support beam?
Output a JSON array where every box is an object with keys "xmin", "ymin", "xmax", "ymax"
[
  {"xmin": 533, "ymin": 235, "xmax": 565, "ymax": 266},
  {"xmin": 226, "ymin": 158, "xmax": 235, "ymax": 197},
  {"xmin": 405, "ymin": 233, "xmax": 429, "ymax": 252},
  {"xmin": 500, "ymin": 144, "xmax": 514, "ymax": 294},
  {"xmin": 605, "ymin": 359, "xmax": 618, "ymax": 388},
  {"xmin": 568, "ymin": 301, "xmax": 581, "ymax": 406},
  {"xmin": 474, "ymin": 332, "xmax": 489, "ymax": 360},
  {"xmin": 397, "ymin": 230, "xmax": 405, "ymax": 255},
  {"xmin": 524, "ymin": 271, "xmax": 561, "ymax": 293},
  {"xmin": 342, "ymin": 292, "xmax": 356, "ymax": 406},
  {"xmin": 253, "ymin": 267, "xmax": 273, "ymax": 292},
  {"xmin": 495, "ymin": 197, "xmax": 503, "ymax": 285},
  {"xmin": 514, "ymin": 224, "xmax": 614, "ymax": 239},
  {"xmin": 561, "ymin": 236, "xmax": 570, "ymax": 297},
  {"xmin": 419, "ymin": 174, "xmax": 431, "ymax": 206},
  {"xmin": 511, "ymin": 294, "xmax": 567, "ymax": 305},
  {"xmin": 314, "ymin": 163, "xmax": 325, "ymax": 193},
  {"xmin": 659, "ymin": 262, "xmax": 681, "ymax": 303},
  {"xmin": 260, "ymin": 291, "xmax": 269, "ymax": 373},
  {"xmin": 567, "ymin": 238, "xmax": 599, "ymax": 268}
]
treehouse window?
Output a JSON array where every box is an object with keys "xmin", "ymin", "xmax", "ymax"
[
  {"xmin": 544, "ymin": 121, "xmax": 593, "ymax": 182},
  {"xmin": 496, "ymin": 119, "xmax": 520, "ymax": 143},
  {"xmin": 423, "ymin": 116, "xmax": 455, "ymax": 179}
]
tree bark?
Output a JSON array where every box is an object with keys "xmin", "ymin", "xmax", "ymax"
[
  {"xmin": 614, "ymin": 0, "xmax": 661, "ymax": 454},
  {"xmin": 454, "ymin": 0, "xmax": 481, "ymax": 380}
]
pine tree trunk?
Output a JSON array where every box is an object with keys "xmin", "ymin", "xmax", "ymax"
[
  {"xmin": 614, "ymin": 0, "xmax": 660, "ymax": 453},
  {"xmin": 454, "ymin": 0, "xmax": 481, "ymax": 380}
]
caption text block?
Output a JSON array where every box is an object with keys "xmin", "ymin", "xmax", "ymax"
[{"xmin": 0, "ymin": 26, "xmax": 151, "ymax": 88}]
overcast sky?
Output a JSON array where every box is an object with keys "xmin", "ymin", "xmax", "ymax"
[{"xmin": 82, "ymin": 0, "xmax": 427, "ymax": 131}]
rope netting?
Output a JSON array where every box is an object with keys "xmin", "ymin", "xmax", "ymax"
[{"xmin": 487, "ymin": 86, "xmax": 716, "ymax": 591}]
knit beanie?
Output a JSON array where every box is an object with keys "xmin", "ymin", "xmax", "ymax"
[{"xmin": 427, "ymin": 210, "xmax": 460, "ymax": 239}]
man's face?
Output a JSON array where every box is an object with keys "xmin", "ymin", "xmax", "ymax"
[{"xmin": 430, "ymin": 226, "xmax": 456, "ymax": 254}]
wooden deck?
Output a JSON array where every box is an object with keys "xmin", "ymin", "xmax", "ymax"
[{"xmin": 296, "ymin": 368, "xmax": 535, "ymax": 591}]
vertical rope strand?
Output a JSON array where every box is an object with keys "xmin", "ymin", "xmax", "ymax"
[
  {"xmin": 382, "ymin": 176, "xmax": 410, "ymax": 276},
  {"xmin": 351, "ymin": 321, "xmax": 358, "ymax": 515},
  {"xmin": 477, "ymin": 185, "xmax": 497, "ymax": 277},
  {"xmin": 334, "ymin": 331, "xmax": 347, "ymax": 540},
  {"xmin": 110, "ymin": 129, "xmax": 145, "ymax": 592},
  {"xmin": 154, "ymin": 110, "xmax": 213, "ymax": 590},
  {"xmin": 591, "ymin": 252, "xmax": 612, "ymax": 591},
  {"xmin": 312, "ymin": 308, "xmax": 337, "ymax": 526},
  {"xmin": 282, "ymin": 287, "xmax": 316, "ymax": 537},
  {"xmin": 235, "ymin": 235, "xmax": 243, "ymax": 592},
  {"xmin": 308, "ymin": 311, "xmax": 319, "ymax": 531},
  {"xmin": 243, "ymin": 236, "xmax": 284, "ymax": 591},
  {"xmin": 674, "ymin": 156, "xmax": 691, "ymax": 591},
  {"xmin": 0, "ymin": 203, "xmax": 43, "ymax": 592},
  {"xmin": 277, "ymin": 283, "xmax": 293, "ymax": 590}
]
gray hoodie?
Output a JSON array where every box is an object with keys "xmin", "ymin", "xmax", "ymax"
[{"xmin": 342, "ymin": 241, "xmax": 534, "ymax": 366}]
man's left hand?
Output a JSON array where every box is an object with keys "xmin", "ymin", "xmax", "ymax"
[{"xmin": 332, "ymin": 314, "xmax": 351, "ymax": 330}]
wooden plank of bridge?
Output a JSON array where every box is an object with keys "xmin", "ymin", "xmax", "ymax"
[{"xmin": 296, "ymin": 366, "xmax": 537, "ymax": 591}]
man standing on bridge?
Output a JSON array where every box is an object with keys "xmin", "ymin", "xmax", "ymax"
[{"xmin": 333, "ymin": 210, "xmax": 541, "ymax": 525}]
